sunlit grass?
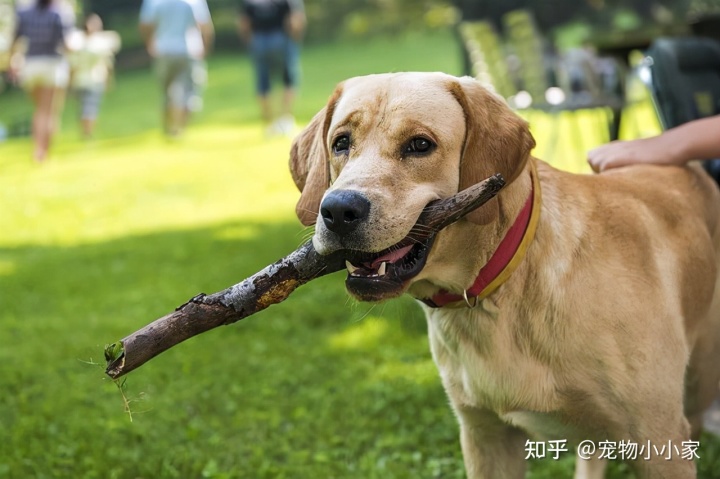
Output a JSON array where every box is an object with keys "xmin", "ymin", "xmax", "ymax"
[{"xmin": 1, "ymin": 125, "xmax": 297, "ymax": 247}]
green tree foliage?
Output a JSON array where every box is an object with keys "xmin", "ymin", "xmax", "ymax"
[{"xmin": 303, "ymin": 0, "xmax": 459, "ymax": 42}]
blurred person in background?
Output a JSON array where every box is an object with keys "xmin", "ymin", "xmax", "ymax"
[
  {"xmin": 139, "ymin": 0, "xmax": 214, "ymax": 137},
  {"xmin": 237, "ymin": 0, "xmax": 305, "ymax": 136},
  {"xmin": 67, "ymin": 13, "xmax": 121, "ymax": 139},
  {"xmin": 10, "ymin": 0, "xmax": 71, "ymax": 162}
]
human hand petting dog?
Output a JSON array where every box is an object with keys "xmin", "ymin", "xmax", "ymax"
[
  {"xmin": 587, "ymin": 136, "xmax": 683, "ymax": 172},
  {"xmin": 587, "ymin": 115, "xmax": 720, "ymax": 172}
]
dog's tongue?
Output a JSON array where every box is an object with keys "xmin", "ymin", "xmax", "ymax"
[{"xmin": 368, "ymin": 244, "xmax": 414, "ymax": 269}]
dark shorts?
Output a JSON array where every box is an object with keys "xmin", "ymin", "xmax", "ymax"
[
  {"xmin": 250, "ymin": 30, "xmax": 300, "ymax": 95},
  {"xmin": 154, "ymin": 55, "xmax": 206, "ymax": 111}
]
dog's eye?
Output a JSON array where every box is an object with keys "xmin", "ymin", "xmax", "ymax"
[
  {"xmin": 405, "ymin": 137, "xmax": 434, "ymax": 155},
  {"xmin": 332, "ymin": 135, "xmax": 350, "ymax": 154}
]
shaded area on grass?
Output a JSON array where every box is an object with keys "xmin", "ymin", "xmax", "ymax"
[
  {"xmin": 2, "ymin": 218, "xmax": 719, "ymax": 478},
  {"xmin": 0, "ymin": 218, "xmax": 467, "ymax": 479}
]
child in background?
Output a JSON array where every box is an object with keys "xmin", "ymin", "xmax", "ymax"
[{"xmin": 67, "ymin": 13, "xmax": 120, "ymax": 139}]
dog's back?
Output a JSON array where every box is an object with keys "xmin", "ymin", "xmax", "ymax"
[
  {"xmin": 583, "ymin": 161, "xmax": 720, "ymax": 437},
  {"xmin": 528, "ymin": 160, "xmax": 720, "ymax": 432}
]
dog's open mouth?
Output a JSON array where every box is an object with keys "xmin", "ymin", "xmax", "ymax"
[
  {"xmin": 320, "ymin": 174, "xmax": 506, "ymax": 302},
  {"xmin": 343, "ymin": 234, "xmax": 436, "ymax": 301}
]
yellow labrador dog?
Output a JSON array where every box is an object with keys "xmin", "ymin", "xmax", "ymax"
[{"xmin": 289, "ymin": 72, "xmax": 720, "ymax": 479}]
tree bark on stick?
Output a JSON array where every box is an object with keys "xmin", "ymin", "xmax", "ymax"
[{"xmin": 104, "ymin": 174, "xmax": 506, "ymax": 379}]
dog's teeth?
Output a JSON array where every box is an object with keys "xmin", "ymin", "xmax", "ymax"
[
  {"xmin": 346, "ymin": 260, "xmax": 359, "ymax": 275},
  {"xmin": 378, "ymin": 262, "xmax": 387, "ymax": 276}
]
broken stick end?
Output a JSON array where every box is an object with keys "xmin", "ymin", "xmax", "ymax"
[{"xmin": 104, "ymin": 341, "xmax": 126, "ymax": 379}]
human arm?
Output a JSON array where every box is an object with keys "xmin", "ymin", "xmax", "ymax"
[
  {"xmin": 588, "ymin": 115, "xmax": 720, "ymax": 172},
  {"xmin": 138, "ymin": 21, "xmax": 155, "ymax": 56},
  {"xmin": 195, "ymin": 1, "xmax": 214, "ymax": 57},
  {"xmin": 8, "ymin": 45, "xmax": 23, "ymax": 82},
  {"xmin": 8, "ymin": 13, "xmax": 23, "ymax": 81},
  {"xmin": 285, "ymin": 0, "xmax": 306, "ymax": 41},
  {"xmin": 199, "ymin": 21, "xmax": 214, "ymax": 56},
  {"xmin": 236, "ymin": 12, "xmax": 252, "ymax": 45},
  {"xmin": 138, "ymin": 1, "xmax": 156, "ymax": 56}
]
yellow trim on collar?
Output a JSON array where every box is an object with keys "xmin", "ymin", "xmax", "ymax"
[
  {"xmin": 477, "ymin": 160, "xmax": 541, "ymax": 300},
  {"xmin": 444, "ymin": 161, "xmax": 541, "ymax": 308}
]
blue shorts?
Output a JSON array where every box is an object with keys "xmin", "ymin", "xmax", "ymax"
[
  {"xmin": 250, "ymin": 30, "xmax": 299, "ymax": 95},
  {"xmin": 75, "ymin": 87, "xmax": 104, "ymax": 120}
]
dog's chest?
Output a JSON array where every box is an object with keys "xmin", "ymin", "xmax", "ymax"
[{"xmin": 424, "ymin": 302, "xmax": 571, "ymax": 436}]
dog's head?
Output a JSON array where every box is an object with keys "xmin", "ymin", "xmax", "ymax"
[{"xmin": 290, "ymin": 73, "xmax": 535, "ymax": 301}]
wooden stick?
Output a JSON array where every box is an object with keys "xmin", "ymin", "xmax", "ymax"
[{"xmin": 104, "ymin": 174, "xmax": 505, "ymax": 379}]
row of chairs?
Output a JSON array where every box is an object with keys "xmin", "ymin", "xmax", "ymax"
[
  {"xmin": 459, "ymin": 12, "xmax": 720, "ymax": 176},
  {"xmin": 459, "ymin": 11, "xmax": 625, "ymax": 166},
  {"xmin": 641, "ymin": 35, "xmax": 720, "ymax": 180}
]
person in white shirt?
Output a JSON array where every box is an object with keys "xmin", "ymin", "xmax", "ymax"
[{"xmin": 139, "ymin": 0, "xmax": 214, "ymax": 137}]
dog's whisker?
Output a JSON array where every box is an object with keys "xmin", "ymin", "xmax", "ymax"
[
  {"xmin": 294, "ymin": 206, "xmax": 319, "ymax": 215},
  {"xmin": 407, "ymin": 226, "xmax": 438, "ymax": 238},
  {"xmin": 408, "ymin": 227, "xmax": 436, "ymax": 237},
  {"xmin": 295, "ymin": 226, "xmax": 316, "ymax": 248},
  {"xmin": 354, "ymin": 302, "xmax": 378, "ymax": 323},
  {"xmin": 299, "ymin": 232, "xmax": 315, "ymax": 245}
]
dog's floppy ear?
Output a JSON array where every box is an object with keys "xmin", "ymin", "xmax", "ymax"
[
  {"xmin": 289, "ymin": 85, "xmax": 343, "ymax": 226},
  {"xmin": 449, "ymin": 77, "xmax": 536, "ymax": 224},
  {"xmin": 289, "ymin": 107, "xmax": 329, "ymax": 226}
]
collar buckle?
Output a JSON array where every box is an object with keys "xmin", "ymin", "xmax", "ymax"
[{"xmin": 462, "ymin": 289, "xmax": 479, "ymax": 308}]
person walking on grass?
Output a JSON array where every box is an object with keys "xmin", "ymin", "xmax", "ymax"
[
  {"xmin": 237, "ymin": 0, "xmax": 305, "ymax": 136},
  {"xmin": 139, "ymin": 0, "xmax": 214, "ymax": 137},
  {"xmin": 67, "ymin": 13, "xmax": 121, "ymax": 139},
  {"xmin": 10, "ymin": 0, "xmax": 70, "ymax": 162}
]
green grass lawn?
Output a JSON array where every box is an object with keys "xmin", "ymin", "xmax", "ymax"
[{"xmin": 1, "ymin": 29, "xmax": 718, "ymax": 479}]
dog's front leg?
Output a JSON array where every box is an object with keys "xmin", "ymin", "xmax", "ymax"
[
  {"xmin": 456, "ymin": 406, "xmax": 528, "ymax": 479},
  {"xmin": 574, "ymin": 456, "xmax": 608, "ymax": 479}
]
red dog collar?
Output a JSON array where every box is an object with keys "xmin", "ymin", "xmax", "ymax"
[{"xmin": 422, "ymin": 164, "xmax": 541, "ymax": 308}]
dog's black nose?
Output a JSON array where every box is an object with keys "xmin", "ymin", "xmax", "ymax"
[{"xmin": 320, "ymin": 190, "xmax": 371, "ymax": 236}]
